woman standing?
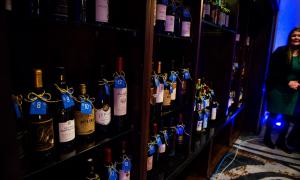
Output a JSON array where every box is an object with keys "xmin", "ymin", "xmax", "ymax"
[{"xmin": 264, "ymin": 27, "xmax": 300, "ymax": 153}]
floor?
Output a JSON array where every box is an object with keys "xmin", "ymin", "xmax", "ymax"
[{"xmin": 211, "ymin": 126, "xmax": 300, "ymax": 180}]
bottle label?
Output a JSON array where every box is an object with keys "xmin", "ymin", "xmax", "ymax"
[
  {"xmin": 31, "ymin": 118, "xmax": 54, "ymax": 151},
  {"xmin": 62, "ymin": 93, "xmax": 75, "ymax": 109},
  {"xmin": 95, "ymin": 105, "xmax": 111, "ymax": 125},
  {"xmin": 119, "ymin": 170, "xmax": 130, "ymax": 180},
  {"xmin": 114, "ymin": 88, "xmax": 127, "ymax": 116},
  {"xmin": 147, "ymin": 155, "xmax": 153, "ymax": 171},
  {"xmin": 225, "ymin": 14, "xmax": 229, "ymax": 27},
  {"xmin": 59, "ymin": 119, "xmax": 75, "ymax": 143},
  {"xmin": 150, "ymin": 87, "xmax": 156, "ymax": 105},
  {"xmin": 165, "ymin": 15, "xmax": 175, "ymax": 32},
  {"xmin": 171, "ymin": 83, "xmax": 177, "ymax": 100},
  {"xmin": 156, "ymin": 83, "xmax": 164, "ymax": 103},
  {"xmin": 180, "ymin": 80, "xmax": 187, "ymax": 95},
  {"xmin": 204, "ymin": 99, "xmax": 210, "ymax": 108},
  {"xmin": 196, "ymin": 120, "xmax": 203, "ymax": 132},
  {"xmin": 96, "ymin": 0, "xmax": 109, "ymax": 22},
  {"xmin": 74, "ymin": 111, "xmax": 95, "ymax": 135},
  {"xmin": 181, "ymin": 21, "xmax": 191, "ymax": 37},
  {"xmin": 211, "ymin": 107, "xmax": 217, "ymax": 120},
  {"xmin": 30, "ymin": 99, "xmax": 47, "ymax": 115},
  {"xmin": 218, "ymin": 12, "xmax": 225, "ymax": 26},
  {"xmin": 156, "ymin": 4, "xmax": 167, "ymax": 20},
  {"xmin": 159, "ymin": 144, "xmax": 166, "ymax": 153},
  {"xmin": 203, "ymin": 4, "xmax": 210, "ymax": 16},
  {"xmin": 203, "ymin": 115, "xmax": 208, "ymax": 129},
  {"xmin": 81, "ymin": 101, "xmax": 93, "ymax": 115},
  {"xmin": 163, "ymin": 89, "xmax": 171, "ymax": 106}
]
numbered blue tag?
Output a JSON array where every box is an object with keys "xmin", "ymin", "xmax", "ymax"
[
  {"xmin": 30, "ymin": 99, "xmax": 47, "ymax": 115},
  {"xmin": 149, "ymin": 145, "xmax": 155, "ymax": 155},
  {"xmin": 169, "ymin": 73, "xmax": 177, "ymax": 82},
  {"xmin": 169, "ymin": 85, "xmax": 173, "ymax": 94},
  {"xmin": 156, "ymin": 136, "xmax": 162, "ymax": 146},
  {"xmin": 183, "ymin": 71, "xmax": 191, "ymax": 80},
  {"xmin": 61, "ymin": 93, "xmax": 75, "ymax": 109},
  {"xmin": 14, "ymin": 103, "xmax": 21, "ymax": 118},
  {"xmin": 105, "ymin": 84, "xmax": 110, "ymax": 96},
  {"xmin": 122, "ymin": 159, "xmax": 132, "ymax": 172},
  {"xmin": 114, "ymin": 76, "xmax": 126, "ymax": 88},
  {"xmin": 154, "ymin": 77, "xmax": 160, "ymax": 87},
  {"xmin": 108, "ymin": 168, "xmax": 118, "ymax": 180},
  {"xmin": 80, "ymin": 100, "xmax": 92, "ymax": 114},
  {"xmin": 176, "ymin": 125, "xmax": 184, "ymax": 135}
]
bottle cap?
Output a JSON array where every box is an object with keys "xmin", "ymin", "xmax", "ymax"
[{"xmin": 34, "ymin": 69, "xmax": 43, "ymax": 88}]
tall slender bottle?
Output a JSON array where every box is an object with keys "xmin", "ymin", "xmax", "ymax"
[
  {"xmin": 181, "ymin": 8, "xmax": 191, "ymax": 37},
  {"xmin": 165, "ymin": 2, "xmax": 176, "ymax": 35},
  {"xmin": 113, "ymin": 56, "xmax": 127, "ymax": 132},
  {"xmin": 27, "ymin": 69, "xmax": 55, "ymax": 158},
  {"xmin": 203, "ymin": 0, "xmax": 212, "ymax": 21},
  {"xmin": 169, "ymin": 59, "xmax": 177, "ymax": 111},
  {"xmin": 155, "ymin": 61, "xmax": 164, "ymax": 119},
  {"xmin": 54, "ymin": 67, "xmax": 76, "ymax": 152},
  {"xmin": 74, "ymin": 84, "xmax": 95, "ymax": 143},
  {"xmin": 95, "ymin": 65, "xmax": 111, "ymax": 138},
  {"xmin": 167, "ymin": 116, "xmax": 176, "ymax": 157},
  {"xmin": 102, "ymin": 147, "xmax": 118, "ymax": 179},
  {"xmin": 118, "ymin": 141, "xmax": 131, "ymax": 180},
  {"xmin": 176, "ymin": 113, "xmax": 185, "ymax": 154},
  {"xmin": 155, "ymin": 0, "xmax": 168, "ymax": 33}
]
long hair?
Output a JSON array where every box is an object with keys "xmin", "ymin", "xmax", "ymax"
[{"xmin": 287, "ymin": 27, "xmax": 300, "ymax": 63}]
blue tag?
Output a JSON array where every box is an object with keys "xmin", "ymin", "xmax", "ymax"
[
  {"xmin": 105, "ymin": 84, "xmax": 110, "ymax": 96},
  {"xmin": 122, "ymin": 159, "xmax": 132, "ymax": 172},
  {"xmin": 108, "ymin": 168, "xmax": 118, "ymax": 180},
  {"xmin": 156, "ymin": 136, "xmax": 162, "ymax": 146},
  {"xmin": 169, "ymin": 85, "xmax": 173, "ymax": 94},
  {"xmin": 30, "ymin": 99, "xmax": 47, "ymax": 115},
  {"xmin": 61, "ymin": 93, "xmax": 75, "ymax": 109},
  {"xmin": 183, "ymin": 9, "xmax": 191, "ymax": 18},
  {"xmin": 183, "ymin": 71, "xmax": 191, "ymax": 80},
  {"xmin": 154, "ymin": 77, "xmax": 160, "ymax": 87},
  {"xmin": 169, "ymin": 73, "xmax": 177, "ymax": 82},
  {"xmin": 114, "ymin": 76, "xmax": 126, "ymax": 88},
  {"xmin": 80, "ymin": 100, "xmax": 92, "ymax": 114},
  {"xmin": 149, "ymin": 145, "xmax": 155, "ymax": 155},
  {"xmin": 176, "ymin": 125, "xmax": 184, "ymax": 135},
  {"xmin": 14, "ymin": 103, "xmax": 21, "ymax": 118}
]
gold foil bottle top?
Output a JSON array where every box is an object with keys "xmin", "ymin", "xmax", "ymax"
[
  {"xmin": 197, "ymin": 78, "xmax": 201, "ymax": 85},
  {"xmin": 79, "ymin": 84, "xmax": 87, "ymax": 95},
  {"xmin": 34, "ymin": 69, "xmax": 43, "ymax": 88},
  {"xmin": 157, "ymin": 61, "xmax": 162, "ymax": 74}
]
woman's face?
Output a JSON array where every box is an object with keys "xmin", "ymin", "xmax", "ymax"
[{"xmin": 290, "ymin": 30, "xmax": 300, "ymax": 47}]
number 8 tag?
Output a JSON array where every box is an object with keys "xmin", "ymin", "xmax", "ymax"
[{"xmin": 30, "ymin": 99, "xmax": 47, "ymax": 115}]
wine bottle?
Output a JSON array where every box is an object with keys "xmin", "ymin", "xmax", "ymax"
[
  {"xmin": 167, "ymin": 116, "xmax": 176, "ymax": 157},
  {"xmin": 211, "ymin": 99, "xmax": 217, "ymax": 120},
  {"xmin": 162, "ymin": 73, "xmax": 171, "ymax": 114},
  {"xmin": 113, "ymin": 56, "xmax": 127, "ymax": 132},
  {"xmin": 118, "ymin": 141, "xmax": 132, "ymax": 180},
  {"xmin": 95, "ymin": 65, "xmax": 112, "ymax": 138},
  {"xmin": 146, "ymin": 140, "xmax": 156, "ymax": 179},
  {"xmin": 210, "ymin": 0, "xmax": 217, "ymax": 24},
  {"xmin": 194, "ymin": 102, "xmax": 204, "ymax": 135},
  {"xmin": 155, "ymin": 0, "xmax": 168, "ymax": 33},
  {"xmin": 153, "ymin": 123, "xmax": 166, "ymax": 161},
  {"xmin": 102, "ymin": 147, "xmax": 118, "ymax": 179},
  {"xmin": 85, "ymin": 158, "xmax": 100, "ymax": 180},
  {"xmin": 181, "ymin": 8, "xmax": 191, "ymax": 37},
  {"xmin": 177, "ymin": 57, "xmax": 191, "ymax": 108},
  {"xmin": 26, "ymin": 69, "xmax": 55, "ymax": 158},
  {"xmin": 155, "ymin": 61, "xmax": 164, "ymax": 118},
  {"xmin": 50, "ymin": 0, "xmax": 71, "ymax": 21},
  {"xmin": 169, "ymin": 59, "xmax": 177, "ymax": 111},
  {"xmin": 74, "ymin": 83, "xmax": 95, "ymax": 142},
  {"xmin": 176, "ymin": 113, "xmax": 184, "ymax": 154},
  {"xmin": 54, "ymin": 67, "xmax": 76, "ymax": 152},
  {"xmin": 165, "ymin": 2, "xmax": 176, "ymax": 35},
  {"xmin": 95, "ymin": 0, "xmax": 109, "ymax": 23},
  {"xmin": 174, "ymin": 5, "xmax": 183, "ymax": 37},
  {"xmin": 202, "ymin": 0, "xmax": 211, "ymax": 21}
]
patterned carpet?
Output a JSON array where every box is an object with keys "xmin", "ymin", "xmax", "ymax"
[{"xmin": 211, "ymin": 137, "xmax": 300, "ymax": 179}]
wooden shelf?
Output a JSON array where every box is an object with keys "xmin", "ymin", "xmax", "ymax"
[{"xmin": 23, "ymin": 128, "xmax": 133, "ymax": 179}]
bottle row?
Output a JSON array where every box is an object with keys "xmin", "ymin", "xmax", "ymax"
[
  {"xmin": 202, "ymin": 0, "xmax": 231, "ymax": 27},
  {"xmin": 154, "ymin": 0, "xmax": 192, "ymax": 37}
]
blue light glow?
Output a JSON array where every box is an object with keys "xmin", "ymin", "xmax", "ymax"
[
  {"xmin": 275, "ymin": 122, "xmax": 282, "ymax": 126},
  {"xmin": 273, "ymin": 0, "xmax": 300, "ymax": 51}
]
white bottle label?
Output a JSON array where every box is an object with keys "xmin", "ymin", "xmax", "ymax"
[
  {"xmin": 203, "ymin": 4, "xmax": 210, "ymax": 16},
  {"xmin": 203, "ymin": 116, "xmax": 208, "ymax": 129},
  {"xmin": 156, "ymin": 83, "xmax": 164, "ymax": 103},
  {"xmin": 114, "ymin": 88, "xmax": 127, "ymax": 116},
  {"xmin": 95, "ymin": 105, "xmax": 111, "ymax": 125},
  {"xmin": 59, "ymin": 119, "xmax": 75, "ymax": 143},
  {"xmin": 165, "ymin": 15, "xmax": 175, "ymax": 32},
  {"xmin": 225, "ymin": 14, "xmax": 229, "ymax": 27},
  {"xmin": 156, "ymin": 4, "xmax": 167, "ymax": 20},
  {"xmin": 159, "ymin": 144, "xmax": 166, "ymax": 153},
  {"xmin": 147, "ymin": 156, "xmax": 153, "ymax": 171},
  {"xmin": 211, "ymin": 107, "xmax": 217, "ymax": 120},
  {"xmin": 196, "ymin": 120, "xmax": 203, "ymax": 132},
  {"xmin": 171, "ymin": 83, "xmax": 176, "ymax": 100},
  {"xmin": 95, "ymin": 0, "xmax": 109, "ymax": 22},
  {"xmin": 119, "ymin": 170, "xmax": 130, "ymax": 180},
  {"xmin": 181, "ymin": 21, "xmax": 191, "ymax": 37}
]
